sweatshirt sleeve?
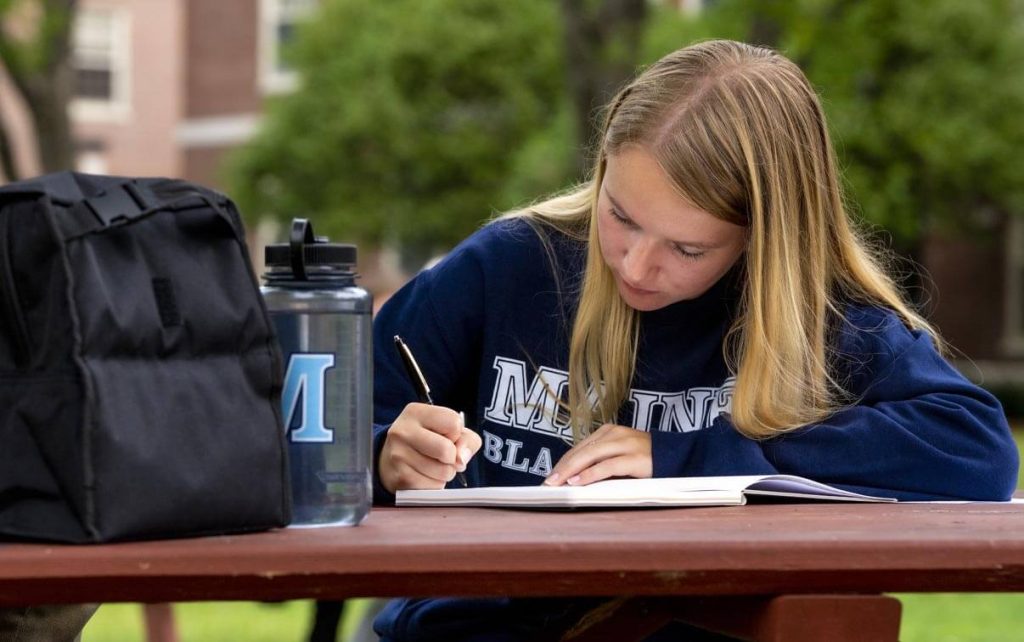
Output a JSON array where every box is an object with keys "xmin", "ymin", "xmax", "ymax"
[
  {"xmin": 371, "ymin": 244, "xmax": 487, "ymax": 505},
  {"xmin": 650, "ymin": 306, "xmax": 1019, "ymax": 501}
]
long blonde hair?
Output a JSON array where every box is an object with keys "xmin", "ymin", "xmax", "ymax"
[{"xmin": 504, "ymin": 40, "xmax": 940, "ymax": 440}]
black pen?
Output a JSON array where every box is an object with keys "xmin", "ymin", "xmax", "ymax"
[{"xmin": 393, "ymin": 335, "xmax": 469, "ymax": 487}]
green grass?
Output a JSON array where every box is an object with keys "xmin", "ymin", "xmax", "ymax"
[
  {"xmin": 84, "ymin": 602, "xmax": 305, "ymax": 642},
  {"xmin": 83, "ymin": 600, "xmax": 379, "ymax": 642},
  {"xmin": 83, "ymin": 428, "xmax": 1024, "ymax": 641},
  {"xmin": 898, "ymin": 594, "xmax": 1024, "ymax": 642}
]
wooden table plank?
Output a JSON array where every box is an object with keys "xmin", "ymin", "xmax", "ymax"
[
  {"xmin": 562, "ymin": 595, "xmax": 902, "ymax": 642},
  {"xmin": 1, "ymin": 503, "xmax": 1023, "ymax": 606}
]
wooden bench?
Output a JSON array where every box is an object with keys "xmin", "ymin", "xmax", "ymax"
[{"xmin": 2, "ymin": 502, "xmax": 1023, "ymax": 641}]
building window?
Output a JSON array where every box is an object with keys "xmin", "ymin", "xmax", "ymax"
[
  {"xmin": 71, "ymin": 9, "xmax": 131, "ymax": 120},
  {"xmin": 75, "ymin": 140, "xmax": 107, "ymax": 175},
  {"xmin": 1004, "ymin": 214, "xmax": 1024, "ymax": 355},
  {"xmin": 259, "ymin": 0, "xmax": 317, "ymax": 94}
]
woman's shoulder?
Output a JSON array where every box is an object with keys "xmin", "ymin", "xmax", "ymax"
[
  {"xmin": 465, "ymin": 216, "xmax": 580, "ymax": 252},
  {"xmin": 833, "ymin": 302, "xmax": 946, "ymax": 389},
  {"xmin": 431, "ymin": 216, "xmax": 584, "ymax": 281},
  {"xmin": 836, "ymin": 303, "xmax": 924, "ymax": 355},
  {"xmin": 840, "ymin": 303, "xmax": 903, "ymax": 333},
  {"xmin": 840, "ymin": 303, "xmax": 925, "ymax": 339}
]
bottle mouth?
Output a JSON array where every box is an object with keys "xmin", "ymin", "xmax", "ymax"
[{"xmin": 263, "ymin": 218, "xmax": 358, "ymax": 282}]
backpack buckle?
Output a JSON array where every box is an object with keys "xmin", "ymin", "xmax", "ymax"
[{"xmin": 84, "ymin": 181, "xmax": 155, "ymax": 226}]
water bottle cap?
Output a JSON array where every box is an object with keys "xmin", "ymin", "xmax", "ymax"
[{"xmin": 264, "ymin": 219, "xmax": 357, "ymax": 282}]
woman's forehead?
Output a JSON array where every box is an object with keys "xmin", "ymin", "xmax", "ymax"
[{"xmin": 602, "ymin": 147, "xmax": 742, "ymax": 244}]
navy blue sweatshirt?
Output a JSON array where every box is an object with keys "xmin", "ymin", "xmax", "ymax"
[{"xmin": 371, "ymin": 218, "xmax": 1019, "ymax": 642}]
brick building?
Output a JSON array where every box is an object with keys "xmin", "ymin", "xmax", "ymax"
[
  {"xmin": 2, "ymin": 0, "xmax": 309, "ymax": 185},
  {"xmin": 1, "ymin": 0, "xmax": 1021, "ymax": 383},
  {"xmin": 1, "ymin": 0, "xmax": 403, "ymax": 294}
]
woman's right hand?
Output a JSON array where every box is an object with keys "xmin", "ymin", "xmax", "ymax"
[{"xmin": 379, "ymin": 403, "xmax": 481, "ymax": 493}]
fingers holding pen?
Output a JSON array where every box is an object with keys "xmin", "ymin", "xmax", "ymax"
[
  {"xmin": 384, "ymin": 444, "xmax": 461, "ymax": 490},
  {"xmin": 389, "ymin": 338, "xmax": 478, "ymax": 488},
  {"xmin": 453, "ymin": 418, "xmax": 482, "ymax": 472},
  {"xmin": 398, "ymin": 403, "xmax": 464, "ymax": 458},
  {"xmin": 407, "ymin": 404, "xmax": 480, "ymax": 475},
  {"xmin": 380, "ymin": 403, "xmax": 480, "ymax": 492},
  {"xmin": 411, "ymin": 403, "xmax": 465, "ymax": 441}
]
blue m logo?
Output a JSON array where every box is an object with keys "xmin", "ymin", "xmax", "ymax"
[{"xmin": 282, "ymin": 353, "xmax": 335, "ymax": 443}]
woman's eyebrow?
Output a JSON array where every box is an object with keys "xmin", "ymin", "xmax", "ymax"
[{"xmin": 607, "ymin": 193, "xmax": 718, "ymax": 250}]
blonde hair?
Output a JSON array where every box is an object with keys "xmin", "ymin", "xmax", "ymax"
[{"xmin": 504, "ymin": 39, "xmax": 941, "ymax": 440}]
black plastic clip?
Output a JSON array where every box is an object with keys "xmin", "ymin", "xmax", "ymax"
[{"xmin": 84, "ymin": 181, "xmax": 156, "ymax": 227}]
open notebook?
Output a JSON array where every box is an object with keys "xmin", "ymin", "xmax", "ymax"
[{"xmin": 395, "ymin": 475, "xmax": 898, "ymax": 508}]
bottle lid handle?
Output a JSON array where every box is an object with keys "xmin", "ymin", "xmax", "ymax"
[{"xmin": 289, "ymin": 218, "xmax": 316, "ymax": 280}]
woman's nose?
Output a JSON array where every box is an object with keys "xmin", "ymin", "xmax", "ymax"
[{"xmin": 621, "ymin": 238, "xmax": 657, "ymax": 282}]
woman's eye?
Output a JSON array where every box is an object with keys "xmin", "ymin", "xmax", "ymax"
[
  {"xmin": 674, "ymin": 245, "xmax": 706, "ymax": 261},
  {"xmin": 609, "ymin": 208, "xmax": 635, "ymax": 227}
]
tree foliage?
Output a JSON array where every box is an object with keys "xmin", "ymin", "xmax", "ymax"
[
  {"xmin": 226, "ymin": 0, "xmax": 564, "ymax": 258},
  {"xmin": 230, "ymin": 0, "xmax": 1024, "ymax": 256},
  {"xmin": 559, "ymin": 0, "xmax": 647, "ymax": 177},
  {"xmin": 645, "ymin": 0, "xmax": 1024, "ymax": 248}
]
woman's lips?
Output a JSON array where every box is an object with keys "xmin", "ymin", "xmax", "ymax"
[{"xmin": 619, "ymin": 278, "xmax": 658, "ymax": 296}]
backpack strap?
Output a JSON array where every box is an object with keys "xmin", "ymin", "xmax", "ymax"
[
  {"xmin": 55, "ymin": 179, "xmax": 159, "ymax": 238},
  {"xmin": 0, "ymin": 171, "xmax": 83, "ymax": 203},
  {"xmin": 56, "ymin": 178, "xmax": 239, "ymax": 241}
]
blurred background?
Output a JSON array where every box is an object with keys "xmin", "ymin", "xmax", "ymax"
[{"xmin": 2, "ymin": 0, "xmax": 1023, "ymax": 640}]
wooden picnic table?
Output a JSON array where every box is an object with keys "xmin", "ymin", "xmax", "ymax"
[{"xmin": 2, "ymin": 502, "xmax": 1023, "ymax": 641}]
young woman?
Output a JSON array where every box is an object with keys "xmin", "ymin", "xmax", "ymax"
[{"xmin": 370, "ymin": 39, "xmax": 1019, "ymax": 641}]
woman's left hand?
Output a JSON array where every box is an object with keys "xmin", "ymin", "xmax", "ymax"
[{"xmin": 544, "ymin": 423, "xmax": 652, "ymax": 486}]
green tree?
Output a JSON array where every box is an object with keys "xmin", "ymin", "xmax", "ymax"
[
  {"xmin": 0, "ymin": 0, "xmax": 76, "ymax": 180},
  {"xmin": 644, "ymin": 0, "xmax": 1024, "ymax": 251},
  {"xmin": 799, "ymin": 0, "xmax": 1024, "ymax": 247},
  {"xmin": 503, "ymin": 0, "xmax": 652, "ymax": 206},
  {"xmin": 227, "ymin": 0, "xmax": 564, "ymax": 260},
  {"xmin": 560, "ymin": 0, "xmax": 648, "ymax": 177}
]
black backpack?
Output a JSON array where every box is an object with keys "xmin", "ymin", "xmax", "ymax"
[{"xmin": 0, "ymin": 172, "xmax": 291, "ymax": 542}]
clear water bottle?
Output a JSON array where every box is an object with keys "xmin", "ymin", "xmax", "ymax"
[{"xmin": 261, "ymin": 219, "xmax": 372, "ymax": 526}]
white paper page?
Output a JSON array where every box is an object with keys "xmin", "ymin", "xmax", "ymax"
[
  {"xmin": 395, "ymin": 475, "xmax": 902, "ymax": 508},
  {"xmin": 398, "ymin": 476, "xmax": 767, "ymax": 508}
]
